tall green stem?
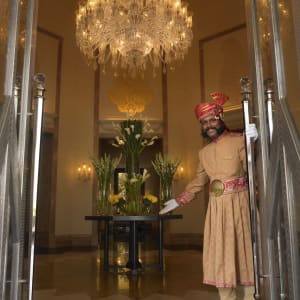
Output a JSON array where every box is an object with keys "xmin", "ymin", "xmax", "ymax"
[
  {"xmin": 126, "ymin": 151, "xmax": 139, "ymax": 178},
  {"xmin": 160, "ymin": 178, "xmax": 172, "ymax": 209}
]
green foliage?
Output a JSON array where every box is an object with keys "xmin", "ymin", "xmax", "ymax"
[
  {"xmin": 152, "ymin": 153, "xmax": 180, "ymax": 183},
  {"xmin": 90, "ymin": 153, "xmax": 121, "ymax": 190}
]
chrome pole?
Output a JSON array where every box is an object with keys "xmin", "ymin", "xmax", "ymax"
[
  {"xmin": 265, "ymin": 140, "xmax": 281, "ymax": 300},
  {"xmin": 277, "ymin": 226, "xmax": 287, "ymax": 300},
  {"xmin": 0, "ymin": 146, "xmax": 9, "ymax": 300},
  {"xmin": 13, "ymin": 77, "xmax": 21, "ymax": 118},
  {"xmin": 9, "ymin": 81, "xmax": 22, "ymax": 300},
  {"xmin": 0, "ymin": 96, "xmax": 10, "ymax": 299},
  {"xmin": 264, "ymin": 78, "xmax": 287, "ymax": 299},
  {"xmin": 0, "ymin": 0, "xmax": 21, "ymax": 296},
  {"xmin": 264, "ymin": 79, "xmax": 274, "ymax": 143},
  {"xmin": 27, "ymin": 73, "xmax": 45, "ymax": 300},
  {"xmin": 240, "ymin": 77, "xmax": 261, "ymax": 299}
]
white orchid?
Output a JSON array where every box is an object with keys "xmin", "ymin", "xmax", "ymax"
[
  {"xmin": 112, "ymin": 119, "xmax": 156, "ymax": 157},
  {"xmin": 142, "ymin": 169, "xmax": 150, "ymax": 181},
  {"xmin": 124, "ymin": 127, "xmax": 131, "ymax": 135},
  {"xmin": 130, "ymin": 177, "xmax": 138, "ymax": 183},
  {"xmin": 116, "ymin": 136, "xmax": 125, "ymax": 145}
]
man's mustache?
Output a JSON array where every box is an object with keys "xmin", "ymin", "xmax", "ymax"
[
  {"xmin": 201, "ymin": 124, "xmax": 226, "ymax": 139},
  {"xmin": 204, "ymin": 127, "xmax": 218, "ymax": 133}
]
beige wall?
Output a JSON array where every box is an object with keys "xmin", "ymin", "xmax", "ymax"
[
  {"xmin": 35, "ymin": 32, "xmax": 58, "ymax": 114},
  {"xmin": 99, "ymin": 65, "xmax": 163, "ymax": 121},
  {"xmin": 38, "ymin": 0, "xmax": 95, "ymax": 236},
  {"xmin": 36, "ymin": 0, "xmax": 248, "ymax": 240}
]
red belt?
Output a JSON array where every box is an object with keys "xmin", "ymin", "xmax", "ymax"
[{"xmin": 209, "ymin": 177, "xmax": 248, "ymax": 197}]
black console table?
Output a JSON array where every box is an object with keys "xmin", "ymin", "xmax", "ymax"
[{"xmin": 85, "ymin": 214, "xmax": 182, "ymax": 274}]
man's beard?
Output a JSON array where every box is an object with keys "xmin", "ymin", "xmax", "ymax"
[{"xmin": 202, "ymin": 123, "xmax": 226, "ymax": 139}]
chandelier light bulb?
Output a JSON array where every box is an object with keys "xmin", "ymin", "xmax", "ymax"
[{"xmin": 75, "ymin": 0, "xmax": 193, "ymax": 76}]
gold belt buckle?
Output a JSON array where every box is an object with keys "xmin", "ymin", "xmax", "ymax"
[{"xmin": 210, "ymin": 179, "xmax": 225, "ymax": 197}]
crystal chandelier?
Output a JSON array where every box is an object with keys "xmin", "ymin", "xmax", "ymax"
[{"xmin": 75, "ymin": 0, "xmax": 193, "ymax": 75}]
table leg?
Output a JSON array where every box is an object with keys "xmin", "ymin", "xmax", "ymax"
[
  {"xmin": 103, "ymin": 220, "xmax": 109, "ymax": 272},
  {"xmin": 159, "ymin": 219, "xmax": 164, "ymax": 271},
  {"xmin": 97, "ymin": 221, "xmax": 101, "ymax": 247},
  {"xmin": 126, "ymin": 221, "xmax": 141, "ymax": 274}
]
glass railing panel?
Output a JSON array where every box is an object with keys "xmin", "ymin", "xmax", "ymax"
[{"xmin": 274, "ymin": 0, "xmax": 300, "ymax": 133}]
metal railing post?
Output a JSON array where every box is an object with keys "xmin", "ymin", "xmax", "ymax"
[
  {"xmin": 264, "ymin": 79, "xmax": 274, "ymax": 143},
  {"xmin": 240, "ymin": 77, "xmax": 261, "ymax": 299},
  {"xmin": 27, "ymin": 73, "xmax": 46, "ymax": 300}
]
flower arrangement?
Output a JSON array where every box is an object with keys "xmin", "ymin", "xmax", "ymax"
[
  {"xmin": 112, "ymin": 119, "xmax": 157, "ymax": 176},
  {"xmin": 111, "ymin": 118, "xmax": 158, "ymax": 215},
  {"xmin": 143, "ymin": 194, "xmax": 158, "ymax": 214},
  {"xmin": 152, "ymin": 153, "xmax": 180, "ymax": 208},
  {"xmin": 118, "ymin": 169, "xmax": 150, "ymax": 215},
  {"xmin": 109, "ymin": 194, "xmax": 126, "ymax": 214},
  {"xmin": 91, "ymin": 154, "xmax": 121, "ymax": 215},
  {"xmin": 143, "ymin": 194, "xmax": 158, "ymax": 205},
  {"xmin": 109, "ymin": 170, "xmax": 159, "ymax": 215}
]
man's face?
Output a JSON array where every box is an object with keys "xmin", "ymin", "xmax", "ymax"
[{"xmin": 200, "ymin": 115, "xmax": 224, "ymax": 140}]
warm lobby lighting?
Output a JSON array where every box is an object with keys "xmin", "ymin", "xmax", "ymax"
[
  {"xmin": 109, "ymin": 77, "xmax": 152, "ymax": 116},
  {"xmin": 75, "ymin": 0, "xmax": 193, "ymax": 75},
  {"xmin": 77, "ymin": 163, "xmax": 92, "ymax": 181},
  {"xmin": 174, "ymin": 166, "xmax": 184, "ymax": 180}
]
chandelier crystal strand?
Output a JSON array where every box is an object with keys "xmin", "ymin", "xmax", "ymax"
[{"xmin": 75, "ymin": 0, "xmax": 193, "ymax": 75}]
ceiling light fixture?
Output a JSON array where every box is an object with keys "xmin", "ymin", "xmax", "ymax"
[{"xmin": 75, "ymin": 0, "xmax": 193, "ymax": 76}]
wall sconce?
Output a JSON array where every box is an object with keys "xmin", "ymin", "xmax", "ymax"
[
  {"xmin": 174, "ymin": 166, "xmax": 184, "ymax": 181},
  {"xmin": 77, "ymin": 162, "xmax": 92, "ymax": 181}
]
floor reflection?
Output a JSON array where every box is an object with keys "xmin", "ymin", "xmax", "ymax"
[{"xmin": 33, "ymin": 245, "xmax": 218, "ymax": 299}]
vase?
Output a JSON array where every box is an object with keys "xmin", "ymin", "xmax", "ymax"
[
  {"xmin": 160, "ymin": 179, "xmax": 172, "ymax": 209},
  {"xmin": 113, "ymin": 206, "xmax": 121, "ymax": 215},
  {"xmin": 97, "ymin": 183, "xmax": 111, "ymax": 215},
  {"xmin": 144, "ymin": 205, "xmax": 152, "ymax": 215},
  {"xmin": 126, "ymin": 185, "xmax": 143, "ymax": 215},
  {"xmin": 113, "ymin": 202, "xmax": 126, "ymax": 215}
]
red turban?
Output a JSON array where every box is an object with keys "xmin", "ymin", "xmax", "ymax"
[{"xmin": 194, "ymin": 92, "xmax": 229, "ymax": 121}]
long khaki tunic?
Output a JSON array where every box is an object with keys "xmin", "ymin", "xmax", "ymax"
[{"xmin": 178, "ymin": 131, "xmax": 254, "ymax": 288}]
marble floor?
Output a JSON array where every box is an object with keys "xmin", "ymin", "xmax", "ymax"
[{"xmin": 33, "ymin": 247, "xmax": 219, "ymax": 300}]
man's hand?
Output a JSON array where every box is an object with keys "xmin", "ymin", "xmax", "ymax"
[
  {"xmin": 159, "ymin": 199, "xmax": 179, "ymax": 215},
  {"xmin": 245, "ymin": 123, "xmax": 258, "ymax": 141}
]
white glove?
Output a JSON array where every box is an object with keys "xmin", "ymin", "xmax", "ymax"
[
  {"xmin": 245, "ymin": 123, "xmax": 258, "ymax": 141},
  {"xmin": 159, "ymin": 199, "xmax": 179, "ymax": 215}
]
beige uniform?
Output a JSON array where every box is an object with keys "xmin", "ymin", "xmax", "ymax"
[{"xmin": 177, "ymin": 131, "xmax": 254, "ymax": 288}]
